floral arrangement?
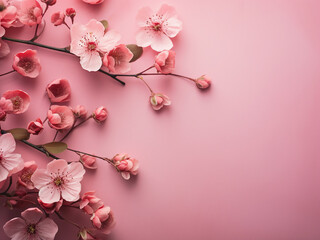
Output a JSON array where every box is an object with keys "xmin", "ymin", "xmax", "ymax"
[{"xmin": 0, "ymin": 0, "xmax": 211, "ymax": 239}]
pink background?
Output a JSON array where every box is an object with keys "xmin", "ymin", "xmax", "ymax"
[{"xmin": 1, "ymin": 0, "xmax": 320, "ymax": 239}]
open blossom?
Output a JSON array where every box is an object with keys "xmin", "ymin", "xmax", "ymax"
[
  {"xmin": 31, "ymin": 159, "xmax": 85, "ymax": 203},
  {"xmin": 80, "ymin": 155, "xmax": 97, "ymax": 169},
  {"xmin": 112, "ymin": 153, "xmax": 139, "ymax": 180},
  {"xmin": 3, "ymin": 207, "xmax": 58, "ymax": 240},
  {"xmin": 46, "ymin": 78, "xmax": 71, "ymax": 103},
  {"xmin": 0, "ymin": 97, "xmax": 13, "ymax": 121},
  {"xmin": 48, "ymin": 105, "xmax": 75, "ymax": 130},
  {"xmin": 155, "ymin": 50, "xmax": 175, "ymax": 74},
  {"xmin": 12, "ymin": 49, "xmax": 41, "ymax": 78},
  {"xmin": 93, "ymin": 106, "xmax": 108, "ymax": 123},
  {"xmin": 195, "ymin": 75, "xmax": 211, "ymax": 89},
  {"xmin": 0, "ymin": 3, "xmax": 17, "ymax": 29},
  {"xmin": 27, "ymin": 118, "xmax": 43, "ymax": 135},
  {"xmin": 2, "ymin": 89, "xmax": 31, "ymax": 114},
  {"xmin": 0, "ymin": 133, "xmax": 24, "ymax": 182},
  {"xmin": 136, "ymin": 4, "xmax": 182, "ymax": 52},
  {"xmin": 38, "ymin": 198, "xmax": 63, "ymax": 214},
  {"xmin": 82, "ymin": 0, "xmax": 104, "ymax": 4},
  {"xmin": 17, "ymin": 161, "xmax": 37, "ymax": 189},
  {"xmin": 149, "ymin": 93, "xmax": 171, "ymax": 111},
  {"xmin": 51, "ymin": 11, "xmax": 65, "ymax": 26},
  {"xmin": 70, "ymin": 19, "xmax": 121, "ymax": 72},
  {"xmin": 73, "ymin": 105, "xmax": 87, "ymax": 118},
  {"xmin": 103, "ymin": 44, "xmax": 133, "ymax": 74},
  {"xmin": 18, "ymin": 0, "xmax": 42, "ymax": 26}
]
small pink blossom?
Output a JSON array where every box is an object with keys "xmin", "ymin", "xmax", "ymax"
[
  {"xmin": 38, "ymin": 198, "xmax": 63, "ymax": 214},
  {"xmin": 80, "ymin": 191, "xmax": 104, "ymax": 215},
  {"xmin": 149, "ymin": 93, "xmax": 171, "ymax": 111},
  {"xmin": 0, "ymin": 97, "xmax": 13, "ymax": 121},
  {"xmin": 136, "ymin": 4, "xmax": 182, "ymax": 52},
  {"xmin": 0, "ymin": 4, "xmax": 17, "ymax": 29},
  {"xmin": 112, "ymin": 153, "xmax": 139, "ymax": 180},
  {"xmin": 27, "ymin": 118, "xmax": 43, "ymax": 135},
  {"xmin": 155, "ymin": 50, "xmax": 175, "ymax": 74},
  {"xmin": 48, "ymin": 105, "xmax": 75, "ymax": 130},
  {"xmin": 41, "ymin": 0, "xmax": 56, "ymax": 6},
  {"xmin": 80, "ymin": 155, "xmax": 97, "ymax": 169},
  {"xmin": 103, "ymin": 44, "xmax": 133, "ymax": 74},
  {"xmin": 17, "ymin": 161, "xmax": 37, "ymax": 189},
  {"xmin": 18, "ymin": 0, "xmax": 42, "ymax": 26},
  {"xmin": 51, "ymin": 11, "xmax": 65, "ymax": 26},
  {"xmin": 82, "ymin": 0, "xmax": 104, "ymax": 4},
  {"xmin": 3, "ymin": 207, "xmax": 58, "ymax": 240},
  {"xmin": 73, "ymin": 105, "xmax": 87, "ymax": 118},
  {"xmin": 93, "ymin": 106, "xmax": 108, "ymax": 123},
  {"xmin": 70, "ymin": 19, "xmax": 121, "ymax": 72},
  {"xmin": 46, "ymin": 78, "xmax": 71, "ymax": 103},
  {"xmin": 2, "ymin": 89, "xmax": 31, "ymax": 114},
  {"xmin": 195, "ymin": 75, "xmax": 211, "ymax": 89},
  {"xmin": 0, "ymin": 133, "xmax": 24, "ymax": 184},
  {"xmin": 91, "ymin": 206, "xmax": 115, "ymax": 234},
  {"xmin": 12, "ymin": 49, "xmax": 41, "ymax": 78},
  {"xmin": 66, "ymin": 8, "xmax": 76, "ymax": 23},
  {"xmin": 31, "ymin": 159, "xmax": 85, "ymax": 203}
]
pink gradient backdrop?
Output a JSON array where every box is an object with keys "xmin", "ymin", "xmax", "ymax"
[{"xmin": 1, "ymin": 0, "xmax": 320, "ymax": 239}]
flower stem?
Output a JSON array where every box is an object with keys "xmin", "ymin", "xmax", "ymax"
[
  {"xmin": 0, "ymin": 70, "xmax": 15, "ymax": 77},
  {"xmin": 139, "ymin": 77, "xmax": 154, "ymax": 93},
  {"xmin": 59, "ymin": 116, "xmax": 91, "ymax": 142},
  {"xmin": 0, "ymin": 177, "xmax": 12, "ymax": 195},
  {"xmin": 31, "ymin": 5, "xmax": 49, "ymax": 42},
  {"xmin": 114, "ymin": 72, "xmax": 196, "ymax": 82},
  {"xmin": 67, "ymin": 148, "xmax": 113, "ymax": 164}
]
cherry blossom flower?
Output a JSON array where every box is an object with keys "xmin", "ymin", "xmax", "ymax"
[
  {"xmin": 3, "ymin": 207, "xmax": 58, "ymax": 240},
  {"xmin": 103, "ymin": 44, "xmax": 133, "ymax": 74},
  {"xmin": 112, "ymin": 153, "xmax": 139, "ymax": 180},
  {"xmin": 2, "ymin": 89, "xmax": 31, "ymax": 114},
  {"xmin": 195, "ymin": 75, "xmax": 211, "ymax": 89},
  {"xmin": 73, "ymin": 105, "xmax": 87, "ymax": 118},
  {"xmin": 80, "ymin": 191, "xmax": 104, "ymax": 215},
  {"xmin": 82, "ymin": 0, "xmax": 104, "ymax": 5},
  {"xmin": 0, "ymin": 133, "xmax": 24, "ymax": 182},
  {"xmin": 136, "ymin": 4, "xmax": 182, "ymax": 52},
  {"xmin": 38, "ymin": 198, "xmax": 63, "ymax": 214},
  {"xmin": 91, "ymin": 206, "xmax": 115, "ymax": 234},
  {"xmin": 0, "ymin": 3, "xmax": 17, "ymax": 29},
  {"xmin": 17, "ymin": 0, "xmax": 42, "ymax": 26},
  {"xmin": 70, "ymin": 19, "xmax": 121, "ymax": 72},
  {"xmin": 155, "ymin": 50, "xmax": 175, "ymax": 74},
  {"xmin": 93, "ymin": 106, "xmax": 108, "ymax": 123},
  {"xmin": 80, "ymin": 155, "xmax": 97, "ymax": 169},
  {"xmin": 47, "ymin": 105, "xmax": 75, "ymax": 130},
  {"xmin": 0, "ymin": 97, "xmax": 13, "ymax": 121},
  {"xmin": 31, "ymin": 159, "xmax": 85, "ymax": 203},
  {"xmin": 51, "ymin": 11, "xmax": 65, "ymax": 26},
  {"xmin": 17, "ymin": 161, "xmax": 37, "ymax": 189},
  {"xmin": 27, "ymin": 118, "xmax": 43, "ymax": 135},
  {"xmin": 12, "ymin": 49, "xmax": 41, "ymax": 78},
  {"xmin": 46, "ymin": 78, "xmax": 71, "ymax": 103},
  {"xmin": 149, "ymin": 93, "xmax": 171, "ymax": 111}
]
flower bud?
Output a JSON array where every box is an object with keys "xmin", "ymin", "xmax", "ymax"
[
  {"xmin": 66, "ymin": 8, "xmax": 76, "ymax": 23},
  {"xmin": 41, "ymin": 0, "xmax": 57, "ymax": 6},
  {"xmin": 73, "ymin": 105, "xmax": 87, "ymax": 118},
  {"xmin": 80, "ymin": 155, "xmax": 97, "ymax": 169},
  {"xmin": 112, "ymin": 153, "xmax": 139, "ymax": 180},
  {"xmin": 51, "ymin": 11, "xmax": 65, "ymax": 26},
  {"xmin": 149, "ymin": 93, "xmax": 171, "ymax": 111},
  {"xmin": 195, "ymin": 75, "xmax": 211, "ymax": 89},
  {"xmin": 93, "ymin": 106, "xmax": 108, "ymax": 123},
  {"xmin": 27, "ymin": 118, "xmax": 43, "ymax": 135}
]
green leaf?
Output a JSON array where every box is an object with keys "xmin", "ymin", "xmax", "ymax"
[
  {"xmin": 126, "ymin": 44, "xmax": 143, "ymax": 62},
  {"xmin": 100, "ymin": 20, "xmax": 109, "ymax": 31},
  {"xmin": 43, "ymin": 142, "xmax": 67, "ymax": 154},
  {"xmin": 8, "ymin": 128, "xmax": 30, "ymax": 140}
]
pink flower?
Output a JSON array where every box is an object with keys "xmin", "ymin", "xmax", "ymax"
[
  {"xmin": 80, "ymin": 155, "xmax": 97, "ymax": 169},
  {"xmin": 149, "ymin": 93, "xmax": 171, "ymax": 111},
  {"xmin": 66, "ymin": 8, "xmax": 76, "ymax": 23},
  {"xmin": 27, "ymin": 118, "xmax": 43, "ymax": 135},
  {"xmin": 70, "ymin": 19, "xmax": 121, "ymax": 72},
  {"xmin": 0, "ymin": 97, "xmax": 13, "ymax": 121},
  {"xmin": 136, "ymin": 4, "xmax": 182, "ymax": 52},
  {"xmin": 80, "ymin": 191, "xmax": 104, "ymax": 215},
  {"xmin": 112, "ymin": 153, "xmax": 139, "ymax": 180},
  {"xmin": 73, "ymin": 105, "xmax": 87, "ymax": 118},
  {"xmin": 51, "ymin": 11, "xmax": 65, "ymax": 26},
  {"xmin": 12, "ymin": 49, "xmax": 41, "ymax": 78},
  {"xmin": 0, "ymin": 4, "xmax": 17, "ymax": 29},
  {"xmin": 91, "ymin": 206, "xmax": 115, "ymax": 234},
  {"xmin": 3, "ymin": 207, "xmax": 58, "ymax": 239},
  {"xmin": 82, "ymin": 0, "xmax": 104, "ymax": 4},
  {"xmin": 103, "ymin": 44, "xmax": 133, "ymax": 74},
  {"xmin": 41, "ymin": 0, "xmax": 56, "ymax": 6},
  {"xmin": 195, "ymin": 75, "xmax": 211, "ymax": 89},
  {"xmin": 31, "ymin": 159, "xmax": 85, "ymax": 203},
  {"xmin": 38, "ymin": 198, "xmax": 63, "ymax": 214},
  {"xmin": 17, "ymin": 0, "xmax": 42, "ymax": 26},
  {"xmin": 2, "ymin": 90, "xmax": 31, "ymax": 114},
  {"xmin": 17, "ymin": 161, "xmax": 37, "ymax": 189},
  {"xmin": 47, "ymin": 105, "xmax": 75, "ymax": 130},
  {"xmin": 155, "ymin": 50, "xmax": 175, "ymax": 74},
  {"xmin": 93, "ymin": 106, "xmax": 108, "ymax": 123},
  {"xmin": 0, "ymin": 133, "xmax": 24, "ymax": 183},
  {"xmin": 46, "ymin": 78, "xmax": 71, "ymax": 103}
]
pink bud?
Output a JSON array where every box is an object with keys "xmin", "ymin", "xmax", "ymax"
[
  {"xmin": 112, "ymin": 153, "xmax": 139, "ymax": 180},
  {"xmin": 149, "ymin": 93, "xmax": 171, "ymax": 111},
  {"xmin": 81, "ymin": 155, "xmax": 97, "ymax": 169},
  {"xmin": 195, "ymin": 75, "xmax": 211, "ymax": 89},
  {"xmin": 41, "ymin": 0, "xmax": 56, "ymax": 6},
  {"xmin": 66, "ymin": 8, "xmax": 76, "ymax": 17},
  {"xmin": 154, "ymin": 50, "xmax": 175, "ymax": 74},
  {"xmin": 93, "ymin": 106, "xmax": 108, "ymax": 123},
  {"xmin": 73, "ymin": 105, "xmax": 87, "ymax": 118},
  {"xmin": 51, "ymin": 11, "xmax": 65, "ymax": 26},
  {"xmin": 27, "ymin": 118, "xmax": 43, "ymax": 135}
]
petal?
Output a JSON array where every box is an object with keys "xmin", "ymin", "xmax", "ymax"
[
  {"xmin": 157, "ymin": 4, "xmax": 178, "ymax": 20},
  {"xmin": 2, "ymin": 153, "xmax": 23, "ymax": 171},
  {"xmin": 136, "ymin": 29, "xmax": 154, "ymax": 48},
  {"xmin": 0, "ymin": 164, "xmax": 9, "ymax": 182},
  {"xmin": 61, "ymin": 182, "xmax": 81, "ymax": 202},
  {"xmin": 164, "ymin": 18, "xmax": 183, "ymax": 38},
  {"xmin": 80, "ymin": 52, "xmax": 102, "ymax": 72},
  {"xmin": 31, "ymin": 169, "xmax": 51, "ymax": 189},
  {"xmin": 21, "ymin": 208, "xmax": 43, "ymax": 224},
  {"xmin": 85, "ymin": 19, "xmax": 105, "ymax": 39},
  {"xmin": 64, "ymin": 162, "xmax": 85, "ymax": 181},
  {"xmin": 37, "ymin": 218, "xmax": 58, "ymax": 240},
  {"xmin": 136, "ymin": 6, "xmax": 153, "ymax": 27},
  {"xmin": 47, "ymin": 159, "xmax": 68, "ymax": 174},
  {"xmin": 150, "ymin": 33, "xmax": 173, "ymax": 52},
  {"xmin": 98, "ymin": 30, "xmax": 121, "ymax": 53},
  {"xmin": 0, "ymin": 40, "xmax": 10, "ymax": 58},
  {"xmin": 0, "ymin": 133, "xmax": 16, "ymax": 154},
  {"xmin": 3, "ymin": 217, "xmax": 26, "ymax": 238},
  {"xmin": 0, "ymin": 26, "xmax": 5, "ymax": 37},
  {"xmin": 38, "ymin": 183, "xmax": 61, "ymax": 204},
  {"xmin": 11, "ymin": 232, "xmax": 29, "ymax": 240},
  {"xmin": 121, "ymin": 172, "xmax": 130, "ymax": 180}
]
